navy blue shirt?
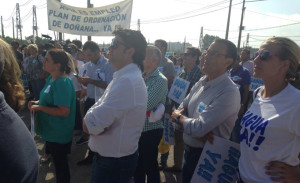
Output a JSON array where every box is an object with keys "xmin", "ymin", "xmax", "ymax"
[
  {"xmin": 0, "ymin": 91, "xmax": 39, "ymax": 183},
  {"xmin": 229, "ymin": 65, "xmax": 251, "ymax": 99}
]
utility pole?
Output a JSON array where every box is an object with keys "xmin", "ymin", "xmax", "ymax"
[
  {"xmin": 12, "ymin": 17, "xmax": 15, "ymax": 39},
  {"xmin": 246, "ymin": 33, "xmax": 249, "ymax": 48},
  {"xmin": 87, "ymin": 0, "xmax": 93, "ymax": 41},
  {"xmin": 33, "ymin": 5, "xmax": 38, "ymax": 43},
  {"xmin": 137, "ymin": 19, "xmax": 140, "ymax": 31},
  {"xmin": 237, "ymin": 0, "xmax": 246, "ymax": 53},
  {"xmin": 198, "ymin": 26, "xmax": 203, "ymax": 51},
  {"xmin": 16, "ymin": 3, "xmax": 22, "ymax": 40},
  {"xmin": 57, "ymin": 0, "xmax": 62, "ymax": 42},
  {"xmin": 1, "ymin": 16, "xmax": 4, "ymax": 38},
  {"xmin": 183, "ymin": 36, "xmax": 186, "ymax": 53},
  {"xmin": 225, "ymin": 0, "xmax": 232, "ymax": 40}
]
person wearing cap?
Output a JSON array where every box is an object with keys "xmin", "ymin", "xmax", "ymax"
[
  {"xmin": 134, "ymin": 45, "xmax": 168, "ymax": 183},
  {"xmin": 171, "ymin": 39, "xmax": 240, "ymax": 183}
]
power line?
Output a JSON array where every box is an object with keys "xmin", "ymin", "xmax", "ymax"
[
  {"xmin": 36, "ymin": 3, "xmax": 47, "ymax": 8},
  {"xmin": 247, "ymin": 9, "xmax": 300, "ymax": 23},
  {"xmin": 251, "ymin": 35, "xmax": 300, "ymax": 37},
  {"xmin": 20, "ymin": 0, "xmax": 35, "ymax": 7},
  {"xmin": 246, "ymin": 22, "xmax": 300, "ymax": 31},
  {"xmin": 3, "ymin": 7, "xmax": 16, "ymax": 21},
  {"xmin": 141, "ymin": 0, "xmax": 232, "ymax": 24},
  {"xmin": 21, "ymin": 9, "xmax": 33, "ymax": 23},
  {"xmin": 141, "ymin": 3, "xmax": 243, "ymax": 24}
]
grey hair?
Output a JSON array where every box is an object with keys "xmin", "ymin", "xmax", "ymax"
[{"xmin": 147, "ymin": 45, "xmax": 162, "ymax": 64}]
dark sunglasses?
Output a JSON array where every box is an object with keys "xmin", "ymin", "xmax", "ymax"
[
  {"xmin": 255, "ymin": 51, "xmax": 277, "ymax": 61},
  {"xmin": 110, "ymin": 39, "xmax": 126, "ymax": 49}
]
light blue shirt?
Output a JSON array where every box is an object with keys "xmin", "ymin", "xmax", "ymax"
[
  {"xmin": 179, "ymin": 73, "xmax": 241, "ymax": 148},
  {"xmin": 84, "ymin": 56, "xmax": 115, "ymax": 99}
]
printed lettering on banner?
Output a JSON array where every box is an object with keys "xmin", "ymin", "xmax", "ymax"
[
  {"xmin": 30, "ymin": 112, "xmax": 35, "ymax": 137},
  {"xmin": 174, "ymin": 65, "xmax": 181, "ymax": 76},
  {"xmin": 191, "ymin": 136, "xmax": 240, "ymax": 183},
  {"xmin": 250, "ymin": 77, "xmax": 264, "ymax": 91},
  {"xmin": 163, "ymin": 114, "xmax": 175, "ymax": 145},
  {"xmin": 47, "ymin": 0, "xmax": 133, "ymax": 36},
  {"xmin": 168, "ymin": 77, "xmax": 190, "ymax": 104}
]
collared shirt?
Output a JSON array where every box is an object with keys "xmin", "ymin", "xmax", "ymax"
[
  {"xmin": 83, "ymin": 56, "xmax": 115, "ymax": 99},
  {"xmin": 158, "ymin": 57, "xmax": 176, "ymax": 78},
  {"xmin": 179, "ymin": 73, "xmax": 240, "ymax": 148},
  {"xmin": 143, "ymin": 68, "xmax": 168, "ymax": 132},
  {"xmin": 178, "ymin": 65, "xmax": 203, "ymax": 95},
  {"xmin": 84, "ymin": 63, "xmax": 147, "ymax": 158}
]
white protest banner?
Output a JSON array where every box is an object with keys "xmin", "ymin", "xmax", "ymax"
[
  {"xmin": 191, "ymin": 136, "xmax": 240, "ymax": 183},
  {"xmin": 163, "ymin": 114, "xmax": 175, "ymax": 145},
  {"xmin": 174, "ymin": 65, "xmax": 181, "ymax": 76},
  {"xmin": 30, "ymin": 112, "xmax": 35, "ymax": 137},
  {"xmin": 168, "ymin": 77, "xmax": 190, "ymax": 104},
  {"xmin": 47, "ymin": 0, "xmax": 133, "ymax": 36},
  {"xmin": 249, "ymin": 77, "xmax": 264, "ymax": 91}
]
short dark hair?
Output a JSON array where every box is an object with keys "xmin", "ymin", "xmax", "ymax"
[
  {"xmin": 72, "ymin": 40, "xmax": 82, "ymax": 49},
  {"xmin": 113, "ymin": 28, "xmax": 147, "ymax": 70},
  {"xmin": 47, "ymin": 49, "xmax": 72, "ymax": 74},
  {"xmin": 186, "ymin": 46, "xmax": 201, "ymax": 65},
  {"xmin": 214, "ymin": 39, "xmax": 237, "ymax": 69},
  {"xmin": 83, "ymin": 41, "xmax": 100, "ymax": 52},
  {"xmin": 10, "ymin": 40, "xmax": 19, "ymax": 47},
  {"xmin": 154, "ymin": 39, "xmax": 168, "ymax": 49},
  {"xmin": 242, "ymin": 48, "xmax": 250, "ymax": 55}
]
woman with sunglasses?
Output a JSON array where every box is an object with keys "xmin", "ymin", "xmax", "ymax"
[{"xmin": 238, "ymin": 37, "xmax": 300, "ymax": 183}]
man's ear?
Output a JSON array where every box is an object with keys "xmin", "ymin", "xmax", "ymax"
[{"xmin": 126, "ymin": 47, "xmax": 135, "ymax": 58}]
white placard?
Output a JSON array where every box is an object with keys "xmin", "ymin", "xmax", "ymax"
[
  {"xmin": 47, "ymin": 0, "xmax": 133, "ymax": 36},
  {"xmin": 30, "ymin": 112, "xmax": 35, "ymax": 137},
  {"xmin": 174, "ymin": 65, "xmax": 181, "ymax": 76},
  {"xmin": 249, "ymin": 77, "xmax": 264, "ymax": 92},
  {"xmin": 191, "ymin": 136, "xmax": 240, "ymax": 183},
  {"xmin": 168, "ymin": 77, "xmax": 190, "ymax": 104},
  {"xmin": 163, "ymin": 114, "xmax": 175, "ymax": 145}
]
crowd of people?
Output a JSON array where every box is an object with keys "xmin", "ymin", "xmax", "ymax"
[{"xmin": 0, "ymin": 28, "xmax": 300, "ymax": 183}]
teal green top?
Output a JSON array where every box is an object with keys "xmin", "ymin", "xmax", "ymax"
[{"xmin": 36, "ymin": 75, "xmax": 76, "ymax": 144}]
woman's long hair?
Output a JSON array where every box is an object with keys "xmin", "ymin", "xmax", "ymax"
[{"xmin": 0, "ymin": 39, "xmax": 25, "ymax": 112}]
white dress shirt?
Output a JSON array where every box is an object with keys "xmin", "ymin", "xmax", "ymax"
[
  {"xmin": 84, "ymin": 63, "xmax": 147, "ymax": 158},
  {"xmin": 179, "ymin": 73, "xmax": 240, "ymax": 148}
]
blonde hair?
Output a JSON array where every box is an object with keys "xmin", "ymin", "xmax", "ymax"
[
  {"xmin": 0, "ymin": 38, "xmax": 25, "ymax": 112},
  {"xmin": 263, "ymin": 37, "xmax": 300, "ymax": 87},
  {"xmin": 27, "ymin": 44, "xmax": 38, "ymax": 54}
]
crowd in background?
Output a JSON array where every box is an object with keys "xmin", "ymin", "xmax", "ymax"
[{"xmin": 1, "ymin": 28, "xmax": 300, "ymax": 183}]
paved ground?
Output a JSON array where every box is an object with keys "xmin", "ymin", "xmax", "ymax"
[{"xmin": 19, "ymin": 97, "xmax": 182, "ymax": 183}]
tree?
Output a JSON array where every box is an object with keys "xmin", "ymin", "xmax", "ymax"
[{"xmin": 202, "ymin": 34, "xmax": 220, "ymax": 50}]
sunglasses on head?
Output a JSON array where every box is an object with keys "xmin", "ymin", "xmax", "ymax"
[
  {"xmin": 255, "ymin": 51, "xmax": 277, "ymax": 61},
  {"xmin": 110, "ymin": 39, "xmax": 126, "ymax": 49}
]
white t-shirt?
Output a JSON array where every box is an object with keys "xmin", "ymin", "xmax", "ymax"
[{"xmin": 239, "ymin": 83, "xmax": 300, "ymax": 183}]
